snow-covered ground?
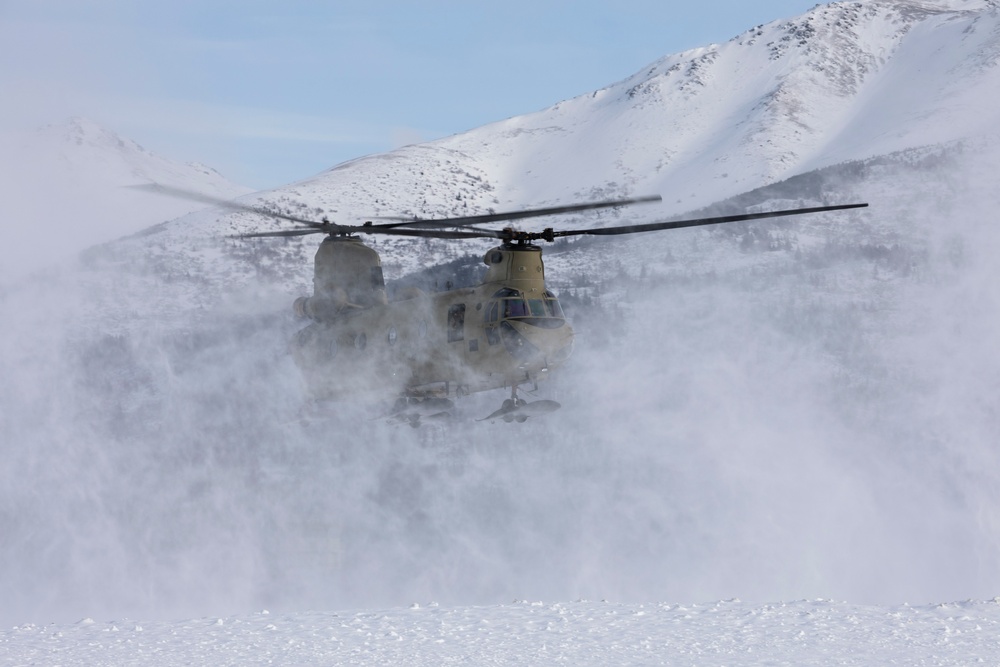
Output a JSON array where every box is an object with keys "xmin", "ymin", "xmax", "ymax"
[{"xmin": 5, "ymin": 599, "xmax": 1000, "ymax": 665}]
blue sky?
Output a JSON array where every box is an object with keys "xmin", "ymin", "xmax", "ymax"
[{"xmin": 1, "ymin": 1, "xmax": 821, "ymax": 188}]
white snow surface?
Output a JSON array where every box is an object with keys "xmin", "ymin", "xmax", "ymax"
[{"xmin": 5, "ymin": 599, "xmax": 1000, "ymax": 666}]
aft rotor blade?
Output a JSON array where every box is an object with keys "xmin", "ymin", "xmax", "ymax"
[
  {"xmin": 236, "ymin": 228, "xmax": 326, "ymax": 239},
  {"xmin": 127, "ymin": 183, "xmax": 331, "ymax": 230},
  {"xmin": 550, "ymin": 203, "xmax": 869, "ymax": 239},
  {"xmin": 380, "ymin": 195, "xmax": 662, "ymax": 229},
  {"xmin": 236, "ymin": 224, "xmax": 501, "ymax": 240}
]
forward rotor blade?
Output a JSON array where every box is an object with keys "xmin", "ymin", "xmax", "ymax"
[
  {"xmin": 550, "ymin": 203, "xmax": 869, "ymax": 239},
  {"xmin": 380, "ymin": 194, "xmax": 662, "ymax": 229}
]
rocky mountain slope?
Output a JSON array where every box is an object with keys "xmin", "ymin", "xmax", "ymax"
[{"xmin": 69, "ymin": 0, "xmax": 1000, "ymax": 329}]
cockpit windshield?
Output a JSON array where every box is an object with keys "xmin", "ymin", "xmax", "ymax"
[{"xmin": 488, "ymin": 288, "xmax": 565, "ymax": 328}]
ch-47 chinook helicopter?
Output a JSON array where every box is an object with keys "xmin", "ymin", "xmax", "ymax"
[{"xmin": 135, "ymin": 183, "xmax": 866, "ymax": 424}]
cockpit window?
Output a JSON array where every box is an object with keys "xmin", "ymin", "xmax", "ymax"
[
  {"xmin": 545, "ymin": 292, "xmax": 564, "ymax": 317},
  {"xmin": 487, "ymin": 288, "xmax": 565, "ymax": 329},
  {"xmin": 504, "ymin": 299, "xmax": 530, "ymax": 318}
]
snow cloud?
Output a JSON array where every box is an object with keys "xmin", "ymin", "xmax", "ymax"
[{"xmin": 3, "ymin": 141, "xmax": 1000, "ymax": 627}]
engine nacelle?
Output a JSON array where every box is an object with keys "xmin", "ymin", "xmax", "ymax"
[
  {"xmin": 293, "ymin": 288, "xmax": 351, "ymax": 321},
  {"xmin": 295, "ymin": 236, "xmax": 388, "ymax": 320}
]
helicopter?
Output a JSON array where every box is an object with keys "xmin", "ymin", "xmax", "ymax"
[{"xmin": 134, "ymin": 183, "xmax": 867, "ymax": 424}]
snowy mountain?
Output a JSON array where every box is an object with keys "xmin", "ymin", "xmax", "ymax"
[
  {"xmin": 3, "ymin": 0, "xmax": 1000, "ymax": 659},
  {"xmin": 73, "ymin": 0, "xmax": 1000, "ymax": 322},
  {"xmin": 0, "ymin": 117, "xmax": 250, "ymax": 280}
]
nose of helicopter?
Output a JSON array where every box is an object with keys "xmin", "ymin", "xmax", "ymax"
[{"xmin": 502, "ymin": 318, "xmax": 575, "ymax": 370}]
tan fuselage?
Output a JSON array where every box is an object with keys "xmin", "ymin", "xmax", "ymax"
[{"xmin": 289, "ymin": 237, "xmax": 574, "ymax": 402}]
